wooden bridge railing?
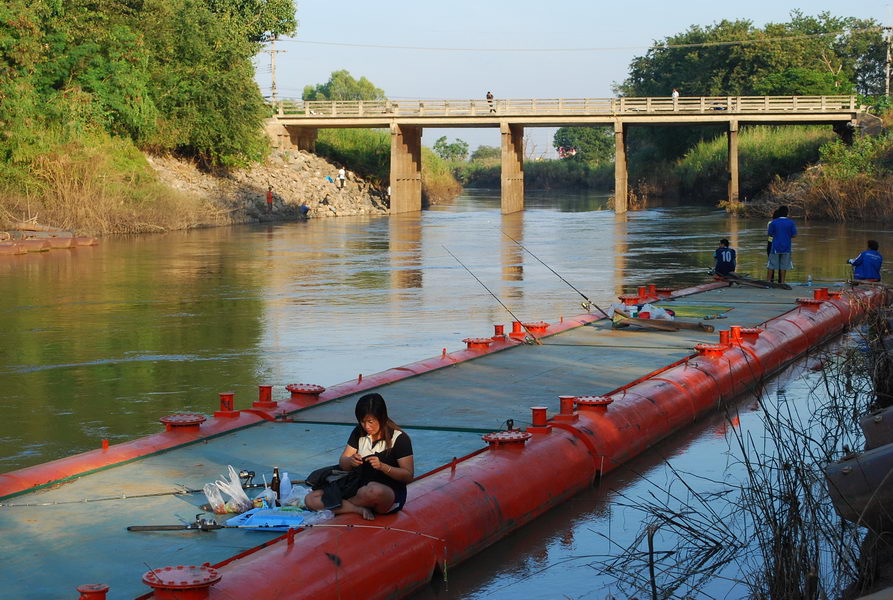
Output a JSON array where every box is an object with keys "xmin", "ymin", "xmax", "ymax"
[{"xmin": 273, "ymin": 95, "xmax": 859, "ymax": 118}]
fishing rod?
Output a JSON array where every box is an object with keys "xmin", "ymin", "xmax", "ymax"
[
  {"xmin": 501, "ymin": 231, "xmax": 609, "ymax": 318},
  {"xmin": 442, "ymin": 245, "xmax": 542, "ymax": 345}
]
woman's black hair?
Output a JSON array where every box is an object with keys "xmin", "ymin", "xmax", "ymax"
[{"xmin": 355, "ymin": 393, "xmax": 400, "ymax": 451}]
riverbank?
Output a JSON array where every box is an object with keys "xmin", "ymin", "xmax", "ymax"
[{"xmin": 0, "ymin": 147, "xmax": 388, "ymax": 238}]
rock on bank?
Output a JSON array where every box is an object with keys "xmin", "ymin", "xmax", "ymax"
[{"xmin": 147, "ymin": 150, "xmax": 389, "ymax": 223}]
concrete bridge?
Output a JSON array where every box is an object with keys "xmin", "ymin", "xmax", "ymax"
[{"xmin": 266, "ymin": 95, "xmax": 862, "ymax": 214}]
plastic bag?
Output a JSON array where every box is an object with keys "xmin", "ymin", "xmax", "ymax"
[
  {"xmin": 639, "ymin": 303, "xmax": 673, "ymax": 320},
  {"xmin": 253, "ymin": 487, "xmax": 277, "ymax": 508},
  {"xmin": 302, "ymin": 509, "xmax": 334, "ymax": 525},
  {"xmin": 203, "ymin": 483, "xmax": 226, "ymax": 514},
  {"xmin": 280, "ymin": 484, "xmax": 311, "ymax": 508},
  {"xmin": 215, "ymin": 465, "xmax": 253, "ymax": 513}
]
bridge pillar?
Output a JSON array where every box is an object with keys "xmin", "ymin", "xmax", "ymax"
[
  {"xmin": 613, "ymin": 121, "xmax": 627, "ymax": 214},
  {"xmin": 390, "ymin": 124, "xmax": 423, "ymax": 214},
  {"xmin": 500, "ymin": 123, "xmax": 524, "ymax": 214},
  {"xmin": 727, "ymin": 120, "xmax": 739, "ymax": 206},
  {"xmin": 287, "ymin": 127, "xmax": 318, "ymax": 152}
]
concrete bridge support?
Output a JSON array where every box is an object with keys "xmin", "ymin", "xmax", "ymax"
[
  {"xmin": 614, "ymin": 122, "xmax": 628, "ymax": 214},
  {"xmin": 500, "ymin": 123, "xmax": 524, "ymax": 214},
  {"xmin": 390, "ymin": 124, "xmax": 423, "ymax": 214},
  {"xmin": 727, "ymin": 121, "xmax": 739, "ymax": 206},
  {"xmin": 288, "ymin": 127, "xmax": 318, "ymax": 152}
]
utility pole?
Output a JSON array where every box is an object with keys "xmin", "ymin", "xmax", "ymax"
[
  {"xmin": 261, "ymin": 38, "xmax": 287, "ymax": 101},
  {"xmin": 886, "ymin": 26, "xmax": 892, "ymax": 96}
]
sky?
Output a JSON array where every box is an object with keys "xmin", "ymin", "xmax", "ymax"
[{"xmin": 254, "ymin": 0, "xmax": 889, "ymax": 158}]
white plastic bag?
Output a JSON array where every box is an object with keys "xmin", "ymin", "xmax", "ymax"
[
  {"xmin": 280, "ymin": 484, "xmax": 311, "ymax": 507},
  {"xmin": 303, "ymin": 509, "xmax": 334, "ymax": 525},
  {"xmin": 639, "ymin": 303, "xmax": 673, "ymax": 320},
  {"xmin": 215, "ymin": 465, "xmax": 253, "ymax": 513},
  {"xmin": 203, "ymin": 483, "xmax": 226, "ymax": 514}
]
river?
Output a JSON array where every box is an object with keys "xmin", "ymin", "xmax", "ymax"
[{"xmin": 0, "ymin": 190, "xmax": 888, "ymax": 597}]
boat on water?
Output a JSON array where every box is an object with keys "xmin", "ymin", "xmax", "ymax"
[{"xmin": 0, "ymin": 280, "xmax": 887, "ymax": 599}]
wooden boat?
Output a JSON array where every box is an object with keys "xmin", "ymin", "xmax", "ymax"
[{"xmin": 0, "ymin": 282, "xmax": 886, "ymax": 599}]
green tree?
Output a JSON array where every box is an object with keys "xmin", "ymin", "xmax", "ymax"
[
  {"xmin": 433, "ymin": 136, "xmax": 469, "ymax": 161},
  {"xmin": 553, "ymin": 127, "xmax": 614, "ymax": 163},
  {"xmin": 302, "ymin": 70, "xmax": 386, "ymax": 101},
  {"xmin": 617, "ymin": 12, "xmax": 884, "ymax": 97},
  {"xmin": 470, "ymin": 145, "xmax": 500, "ymax": 162},
  {"xmin": 753, "ymin": 67, "xmax": 855, "ymax": 95},
  {"xmin": 206, "ymin": 0, "xmax": 297, "ymax": 42}
]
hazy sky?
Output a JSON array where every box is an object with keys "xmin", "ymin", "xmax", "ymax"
[{"xmin": 256, "ymin": 0, "xmax": 888, "ymax": 157}]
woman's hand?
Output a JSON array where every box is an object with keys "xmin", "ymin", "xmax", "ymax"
[
  {"xmin": 349, "ymin": 453, "xmax": 364, "ymax": 468},
  {"xmin": 365, "ymin": 456, "xmax": 383, "ymax": 471}
]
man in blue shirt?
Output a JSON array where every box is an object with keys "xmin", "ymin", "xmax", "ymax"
[
  {"xmin": 766, "ymin": 205, "xmax": 797, "ymax": 284},
  {"xmin": 713, "ymin": 239, "xmax": 737, "ymax": 276},
  {"xmin": 848, "ymin": 240, "xmax": 882, "ymax": 281}
]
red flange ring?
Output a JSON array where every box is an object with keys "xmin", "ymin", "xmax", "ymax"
[
  {"xmin": 159, "ymin": 413, "xmax": 206, "ymax": 428},
  {"xmin": 618, "ymin": 294, "xmax": 640, "ymax": 305},
  {"xmin": 482, "ymin": 430, "xmax": 532, "ymax": 445},
  {"xmin": 142, "ymin": 565, "xmax": 221, "ymax": 593},
  {"xmin": 521, "ymin": 321, "xmax": 550, "ymax": 333},
  {"xmin": 463, "ymin": 337, "xmax": 494, "ymax": 349},
  {"xmin": 695, "ymin": 343, "xmax": 727, "ymax": 356},
  {"xmin": 796, "ymin": 297, "xmax": 824, "ymax": 306},
  {"xmin": 574, "ymin": 395, "xmax": 614, "ymax": 409},
  {"xmin": 285, "ymin": 383, "xmax": 326, "ymax": 396}
]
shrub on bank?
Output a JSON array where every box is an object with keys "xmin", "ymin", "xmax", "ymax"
[
  {"xmin": 454, "ymin": 159, "xmax": 613, "ymax": 190},
  {"xmin": 0, "ymin": 130, "xmax": 210, "ymax": 235}
]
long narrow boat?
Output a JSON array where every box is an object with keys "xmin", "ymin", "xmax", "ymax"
[{"xmin": 0, "ymin": 281, "xmax": 887, "ymax": 599}]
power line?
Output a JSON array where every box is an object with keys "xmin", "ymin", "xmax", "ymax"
[{"xmin": 275, "ymin": 27, "xmax": 884, "ymax": 54}]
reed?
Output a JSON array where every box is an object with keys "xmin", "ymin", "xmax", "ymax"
[{"xmin": 0, "ymin": 133, "xmax": 215, "ymax": 236}]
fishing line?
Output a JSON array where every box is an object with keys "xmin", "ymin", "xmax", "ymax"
[
  {"xmin": 501, "ymin": 231, "xmax": 609, "ymax": 318},
  {"xmin": 442, "ymin": 245, "xmax": 542, "ymax": 345}
]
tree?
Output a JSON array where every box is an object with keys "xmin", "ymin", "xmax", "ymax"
[
  {"xmin": 553, "ymin": 127, "xmax": 614, "ymax": 164},
  {"xmin": 470, "ymin": 145, "xmax": 500, "ymax": 162},
  {"xmin": 753, "ymin": 68, "xmax": 855, "ymax": 95},
  {"xmin": 206, "ymin": 0, "xmax": 297, "ymax": 42},
  {"xmin": 433, "ymin": 136, "xmax": 469, "ymax": 162},
  {"xmin": 302, "ymin": 70, "xmax": 386, "ymax": 101}
]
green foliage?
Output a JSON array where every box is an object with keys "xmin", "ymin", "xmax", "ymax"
[
  {"xmin": 553, "ymin": 126, "xmax": 614, "ymax": 163},
  {"xmin": 303, "ymin": 70, "xmax": 386, "ymax": 101},
  {"xmin": 433, "ymin": 136, "xmax": 469, "ymax": 161},
  {"xmin": 470, "ymin": 145, "xmax": 500, "ymax": 162},
  {"xmin": 453, "ymin": 159, "xmax": 613, "ymax": 190},
  {"xmin": 618, "ymin": 11, "xmax": 884, "ymax": 97},
  {"xmin": 753, "ymin": 68, "xmax": 855, "ymax": 95},
  {"xmin": 819, "ymin": 135, "xmax": 893, "ymax": 179},
  {"xmin": 206, "ymin": 0, "xmax": 297, "ymax": 41},
  {"xmin": 674, "ymin": 125, "xmax": 835, "ymax": 199}
]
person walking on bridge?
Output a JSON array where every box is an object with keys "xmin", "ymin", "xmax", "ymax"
[
  {"xmin": 671, "ymin": 88, "xmax": 680, "ymax": 110},
  {"xmin": 486, "ymin": 91, "xmax": 495, "ymax": 113}
]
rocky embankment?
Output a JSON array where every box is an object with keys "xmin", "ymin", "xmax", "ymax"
[{"xmin": 147, "ymin": 149, "xmax": 389, "ymax": 223}]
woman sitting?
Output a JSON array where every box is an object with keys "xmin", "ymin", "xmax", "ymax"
[{"xmin": 304, "ymin": 393, "xmax": 414, "ymax": 520}]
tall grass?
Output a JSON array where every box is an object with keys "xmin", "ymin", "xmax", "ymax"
[
  {"xmin": 674, "ymin": 125, "xmax": 836, "ymax": 201},
  {"xmin": 314, "ymin": 129, "xmax": 461, "ymax": 204},
  {"xmin": 0, "ymin": 130, "xmax": 214, "ymax": 235},
  {"xmin": 747, "ymin": 114, "xmax": 893, "ymax": 222}
]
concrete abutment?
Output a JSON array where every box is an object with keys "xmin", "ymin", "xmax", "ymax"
[
  {"xmin": 500, "ymin": 123, "xmax": 524, "ymax": 214},
  {"xmin": 390, "ymin": 124, "xmax": 423, "ymax": 214}
]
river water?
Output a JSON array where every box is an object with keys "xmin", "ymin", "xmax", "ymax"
[{"xmin": 1, "ymin": 190, "xmax": 888, "ymax": 596}]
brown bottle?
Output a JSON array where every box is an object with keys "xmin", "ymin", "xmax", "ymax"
[{"xmin": 271, "ymin": 467, "xmax": 281, "ymax": 500}]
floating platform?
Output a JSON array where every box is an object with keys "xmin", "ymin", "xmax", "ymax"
[{"xmin": 0, "ymin": 282, "xmax": 887, "ymax": 599}]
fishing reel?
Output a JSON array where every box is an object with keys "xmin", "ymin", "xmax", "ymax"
[
  {"xmin": 581, "ymin": 300, "xmax": 593, "ymax": 312},
  {"xmin": 238, "ymin": 469, "xmax": 256, "ymax": 488}
]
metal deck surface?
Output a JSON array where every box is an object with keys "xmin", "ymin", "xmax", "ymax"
[{"xmin": 0, "ymin": 284, "xmax": 816, "ymax": 599}]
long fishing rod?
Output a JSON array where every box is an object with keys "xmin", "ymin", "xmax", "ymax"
[
  {"xmin": 442, "ymin": 245, "xmax": 542, "ymax": 345},
  {"xmin": 501, "ymin": 231, "xmax": 609, "ymax": 318}
]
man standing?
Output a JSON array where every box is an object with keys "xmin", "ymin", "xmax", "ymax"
[
  {"xmin": 671, "ymin": 88, "xmax": 679, "ymax": 110},
  {"xmin": 486, "ymin": 91, "xmax": 495, "ymax": 113},
  {"xmin": 266, "ymin": 185, "xmax": 273, "ymax": 213},
  {"xmin": 766, "ymin": 205, "xmax": 797, "ymax": 284},
  {"xmin": 848, "ymin": 240, "xmax": 883, "ymax": 281},
  {"xmin": 338, "ymin": 167, "xmax": 346, "ymax": 189}
]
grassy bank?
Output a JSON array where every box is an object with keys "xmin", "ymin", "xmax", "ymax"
[
  {"xmin": 669, "ymin": 125, "xmax": 836, "ymax": 202},
  {"xmin": 0, "ymin": 130, "xmax": 213, "ymax": 235},
  {"xmin": 315, "ymin": 129, "xmax": 461, "ymax": 204},
  {"xmin": 744, "ymin": 112, "xmax": 893, "ymax": 221}
]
